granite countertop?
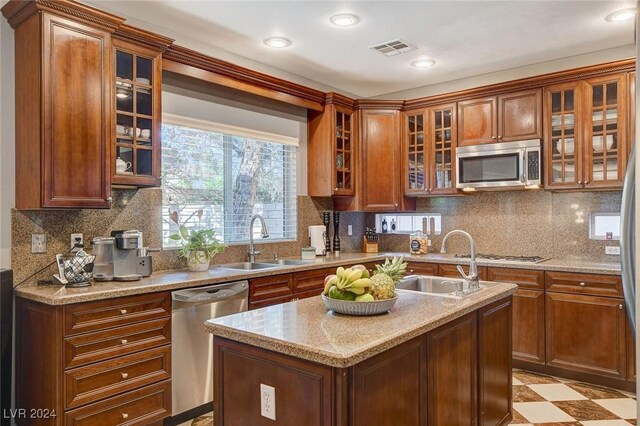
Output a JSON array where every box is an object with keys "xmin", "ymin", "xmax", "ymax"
[
  {"xmin": 14, "ymin": 252, "xmax": 620, "ymax": 305},
  {"xmin": 205, "ymin": 282, "xmax": 517, "ymax": 368}
]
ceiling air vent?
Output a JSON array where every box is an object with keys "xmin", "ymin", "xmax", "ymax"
[{"xmin": 369, "ymin": 39, "xmax": 417, "ymax": 57}]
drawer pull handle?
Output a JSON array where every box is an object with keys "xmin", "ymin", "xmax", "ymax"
[
  {"xmin": 619, "ymin": 304, "xmax": 623, "ymax": 310},
  {"xmin": 121, "ymin": 339, "xmax": 128, "ymax": 345},
  {"xmin": 122, "ymin": 413, "xmax": 129, "ymax": 419},
  {"xmin": 579, "ymin": 282, "xmax": 586, "ymax": 287},
  {"xmin": 121, "ymin": 372, "xmax": 129, "ymax": 379},
  {"xmin": 120, "ymin": 309, "xmax": 127, "ymax": 315}
]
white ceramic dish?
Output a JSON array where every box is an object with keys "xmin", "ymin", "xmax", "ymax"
[{"xmin": 321, "ymin": 293, "xmax": 398, "ymax": 316}]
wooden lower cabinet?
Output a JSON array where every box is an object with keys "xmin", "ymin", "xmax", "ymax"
[
  {"xmin": 406, "ymin": 261, "xmax": 438, "ymax": 276},
  {"xmin": 546, "ymin": 292, "xmax": 627, "ymax": 379},
  {"xmin": 438, "ymin": 263, "xmax": 488, "ymax": 280},
  {"xmin": 214, "ymin": 297, "xmax": 512, "ymax": 426},
  {"xmin": 511, "ymin": 289, "xmax": 545, "ymax": 364}
]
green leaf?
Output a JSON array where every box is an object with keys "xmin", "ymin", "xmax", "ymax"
[{"xmin": 179, "ymin": 225, "xmax": 189, "ymax": 240}]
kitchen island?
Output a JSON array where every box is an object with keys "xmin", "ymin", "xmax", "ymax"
[{"xmin": 205, "ymin": 281, "xmax": 517, "ymax": 426}]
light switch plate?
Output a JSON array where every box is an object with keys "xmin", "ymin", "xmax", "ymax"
[
  {"xmin": 348, "ymin": 225, "xmax": 353, "ymax": 236},
  {"xmin": 31, "ymin": 234, "xmax": 47, "ymax": 254},
  {"xmin": 605, "ymin": 246, "xmax": 621, "ymax": 255}
]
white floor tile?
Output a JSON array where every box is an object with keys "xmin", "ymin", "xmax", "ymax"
[
  {"xmin": 513, "ymin": 401, "xmax": 576, "ymax": 423},
  {"xmin": 580, "ymin": 421, "xmax": 633, "ymax": 425},
  {"xmin": 528, "ymin": 383, "xmax": 589, "ymax": 401},
  {"xmin": 593, "ymin": 398, "xmax": 638, "ymax": 419},
  {"xmin": 512, "ymin": 376, "xmax": 524, "ymax": 386}
]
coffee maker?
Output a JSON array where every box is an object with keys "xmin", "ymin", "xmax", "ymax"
[{"xmin": 111, "ymin": 230, "xmax": 143, "ymax": 281}]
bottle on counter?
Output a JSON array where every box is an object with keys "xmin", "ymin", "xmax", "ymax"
[{"xmin": 382, "ymin": 219, "xmax": 388, "ymax": 234}]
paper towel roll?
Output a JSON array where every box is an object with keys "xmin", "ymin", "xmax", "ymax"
[{"xmin": 309, "ymin": 225, "xmax": 326, "ymax": 255}]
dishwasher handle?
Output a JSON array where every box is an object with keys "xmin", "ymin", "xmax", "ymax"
[{"xmin": 172, "ymin": 281, "xmax": 248, "ymax": 305}]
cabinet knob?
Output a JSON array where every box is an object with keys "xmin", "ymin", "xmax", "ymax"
[
  {"xmin": 122, "ymin": 413, "xmax": 129, "ymax": 419},
  {"xmin": 619, "ymin": 304, "xmax": 624, "ymax": 310},
  {"xmin": 334, "ymin": 187, "xmax": 339, "ymax": 192},
  {"xmin": 579, "ymin": 282, "xmax": 586, "ymax": 287},
  {"xmin": 584, "ymin": 180, "xmax": 589, "ymax": 185},
  {"xmin": 121, "ymin": 372, "xmax": 129, "ymax": 379},
  {"xmin": 120, "ymin": 309, "xmax": 127, "ymax": 315},
  {"xmin": 107, "ymin": 197, "xmax": 113, "ymax": 204},
  {"xmin": 577, "ymin": 181, "xmax": 583, "ymax": 185},
  {"xmin": 498, "ymin": 135, "xmax": 502, "ymax": 139},
  {"xmin": 409, "ymin": 270, "xmax": 414, "ymax": 273},
  {"xmin": 395, "ymin": 203, "xmax": 398, "ymax": 208},
  {"xmin": 121, "ymin": 339, "xmax": 128, "ymax": 345},
  {"xmin": 491, "ymin": 136, "xmax": 497, "ymax": 140}
]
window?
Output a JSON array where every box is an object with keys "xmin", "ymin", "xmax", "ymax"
[
  {"xmin": 375, "ymin": 213, "xmax": 442, "ymax": 235},
  {"xmin": 161, "ymin": 115, "xmax": 297, "ymax": 247},
  {"xmin": 589, "ymin": 213, "xmax": 620, "ymax": 240}
]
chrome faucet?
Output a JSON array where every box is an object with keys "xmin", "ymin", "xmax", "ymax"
[
  {"xmin": 248, "ymin": 214, "xmax": 269, "ymax": 263},
  {"xmin": 440, "ymin": 230, "xmax": 480, "ymax": 291}
]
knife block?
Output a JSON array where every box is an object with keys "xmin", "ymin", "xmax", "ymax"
[{"xmin": 362, "ymin": 237, "xmax": 379, "ymax": 253}]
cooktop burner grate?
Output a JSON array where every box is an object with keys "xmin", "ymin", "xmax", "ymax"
[{"xmin": 453, "ymin": 253, "xmax": 549, "ymax": 263}]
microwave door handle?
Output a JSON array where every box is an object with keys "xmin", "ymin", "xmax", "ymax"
[{"xmin": 520, "ymin": 150, "xmax": 526, "ymax": 183}]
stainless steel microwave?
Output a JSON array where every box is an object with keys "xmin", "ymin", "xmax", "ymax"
[{"xmin": 456, "ymin": 139, "xmax": 541, "ymax": 190}]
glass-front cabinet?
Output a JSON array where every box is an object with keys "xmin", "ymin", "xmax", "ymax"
[
  {"xmin": 112, "ymin": 39, "xmax": 162, "ymax": 186},
  {"xmin": 545, "ymin": 74, "xmax": 628, "ymax": 190},
  {"xmin": 404, "ymin": 103, "xmax": 458, "ymax": 196},
  {"xmin": 335, "ymin": 107, "xmax": 355, "ymax": 195}
]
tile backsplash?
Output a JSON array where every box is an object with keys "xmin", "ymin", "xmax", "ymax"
[
  {"xmin": 371, "ymin": 191, "xmax": 621, "ymax": 262},
  {"xmin": 11, "ymin": 189, "xmax": 620, "ymax": 285}
]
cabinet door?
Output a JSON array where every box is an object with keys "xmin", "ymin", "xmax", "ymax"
[
  {"xmin": 512, "ymin": 289, "xmax": 545, "ymax": 364},
  {"xmin": 427, "ymin": 312, "xmax": 477, "ymax": 425},
  {"xmin": 628, "ymin": 72, "xmax": 635, "ymax": 156},
  {"xmin": 584, "ymin": 74, "xmax": 628, "ymax": 189},
  {"xmin": 360, "ymin": 109, "xmax": 400, "ymax": 211},
  {"xmin": 478, "ymin": 298, "xmax": 512, "ymax": 426},
  {"xmin": 457, "ymin": 96, "xmax": 497, "ymax": 146},
  {"xmin": 627, "ymin": 318, "xmax": 636, "ymax": 381},
  {"xmin": 428, "ymin": 103, "xmax": 458, "ymax": 195},
  {"xmin": 404, "ymin": 110, "xmax": 428, "ymax": 195},
  {"xmin": 498, "ymin": 89, "xmax": 542, "ymax": 142},
  {"xmin": 43, "ymin": 13, "xmax": 112, "ymax": 207},
  {"xmin": 544, "ymin": 81, "xmax": 584, "ymax": 189},
  {"xmin": 546, "ymin": 292, "xmax": 626, "ymax": 379},
  {"xmin": 335, "ymin": 107, "xmax": 357, "ymax": 195},
  {"xmin": 406, "ymin": 262, "xmax": 438, "ymax": 276}
]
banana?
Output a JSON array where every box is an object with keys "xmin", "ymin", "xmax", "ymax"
[
  {"xmin": 350, "ymin": 287, "xmax": 366, "ymax": 295},
  {"xmin": 350, "ymin": 278, "xmax": 371, "ymax": 289},
  {"xmin": 324, "ymin": 276, "xmax": 338, "ymax": 295},
  {"xmin": 348, "ymin": 268, "xmax": 363, "ymax": 283},
  {"xmin": 336, "ymin": 267, "xmax": 345, "ymax": 279}
]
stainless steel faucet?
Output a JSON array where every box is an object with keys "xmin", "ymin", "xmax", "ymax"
[
  {"xmin": 440, "ymin": 230, "xmax": 480, "ymax": 290},
  {"xmin": 248, "ymin": 214, "xmax": 269, "ymax": 263}
]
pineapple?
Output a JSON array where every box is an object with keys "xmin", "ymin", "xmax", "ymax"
[
  {"xmin": 369, "ymin": 273, "xmax": 396, "ymax": 300},
  {"xmin": 374, "ymin": 256, "xmax": 408, "ymax": 284}
]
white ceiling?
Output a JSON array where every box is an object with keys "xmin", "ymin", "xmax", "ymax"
[{"xmin": 91, "ymin": 1, "xmax": 636, "ymax": 98}]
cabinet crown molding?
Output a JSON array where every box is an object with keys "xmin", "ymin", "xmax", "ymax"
[
  {"xmin": 355, "ymin": 99, "xmax": 404, "ymax": 110},
  {"xmin": 1, "ymin": 0, "xmax": 125, "ymax": 30},
  {"xmin": 325, "ymin": 92, "xmax": 356, "ymax": 109},
  {"xmin": 113, "ymin": 24, "xmax": 174, "ymax": 52}
]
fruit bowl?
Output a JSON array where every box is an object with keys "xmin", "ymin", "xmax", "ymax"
[{"xmin": 321, "ymin": 293, "xmax": 399, "ymax": 316}]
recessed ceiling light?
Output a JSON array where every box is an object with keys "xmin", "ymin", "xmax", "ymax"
[
  {"xmin": 605, "ymin": 8, "xmax": 636, "ymax": 22},
  {"xmin": 411, "ymin": 59, "xmax": 436, "ymax": 69},
  {"xmin": 330, "ymin": 14, "xmax": 360, "ymax": 27},
  {"xmin": 263, "ymin": 37, "xmax": 291, "ymax": 48}
]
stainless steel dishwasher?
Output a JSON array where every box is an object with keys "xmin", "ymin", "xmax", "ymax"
[{"xmin": 171, "ymin": 280, "xmax": 248, "ymax": 418}]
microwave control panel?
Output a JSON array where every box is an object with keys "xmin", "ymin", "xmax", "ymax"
[{"xmin": 527, "ymin": 151, "xmax": 540, "ymax": 180}]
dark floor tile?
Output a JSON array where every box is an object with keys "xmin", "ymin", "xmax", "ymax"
[
  {"xmin": 514, "ymin": 385, "xmax": 546, "ymax": 402},
  {"xmin": 511, "ymin": 408, "xmax": 529, "ymax": 424},
  {"xmin": 513, "ymin": 370, "xmax": 560, "ymax": 385},
  {"xmin": 191, "ymin": 416, "xmax": 213, "ymax": 426},
  {"xmin": 566, "ymin": 382, "xmax": 627, "ymax": 400},
  {"xmin": 552, "ymin": 400, "xmax": 620, "ymax": 421},
  {"xmin": 531, "ymin": 423, "xmax": 581, "ymax": 426},
  {"xmin": 628, "ymin": 419, "xmax": 637, "ymax": 425}
]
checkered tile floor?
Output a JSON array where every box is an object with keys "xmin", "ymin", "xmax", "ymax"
[
  {"xmin": 511, "ymin": 369, "xmax": 637, "ymax": 425},
  {"xmin": 183, "ymin": 370, "xmax": 637, "ymax": 425}
]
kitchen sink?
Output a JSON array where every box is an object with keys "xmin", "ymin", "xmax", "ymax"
[
  {"xmin": 217, "ymin": 262, "xmax": 282, "ymax": 271},
  {"xmin": 264, "ymin": 259, "xmax": 317, "ymax": 266},
  {"xmin": 396, "ymin": 275, "xmax": 484, "ymax": 298}
]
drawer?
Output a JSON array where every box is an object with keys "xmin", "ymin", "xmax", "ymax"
[
  {"xmin": 65, "ymin": 346, "xmax": 171, "ymax": 409},
  {"xmin": 438, "ymin": 264, "xmax": 488, "ymax": 280},
  {"xmin": 487, "ymin": 267, "xmax": 545, "ymax": 290},
  {"xmin": 406, "ymin": 262, "xmax": 439, "ymax": 276},
  {"xmin": 249, "ymin": 274, "xmax": 293, "ymax": 302},
  {"xmin": 292, "ymin": 267, "xmax": 334, "ymax": 293},
  {"xmin": 64, "ymin": 292, "xmax": 171, "ymax": 336},
  {"xmin": 249, "ymin": 294, "xmax": 295, "ymax": 310},
  {"xmin": 65, "ymin": 318, "xmax": 171, "ymax": 369},
  {"xmin": 65, "ymin": 380, "xmax": 171, "ymax": 426},
  {"xmin": 545, "ymin": 271, "xmax": 623, "ymax": 298}
]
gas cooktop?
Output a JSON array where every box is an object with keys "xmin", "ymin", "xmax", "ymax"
[{"xmin": 453, "ymin": 253, "xmax": 550, "ymax": 264}]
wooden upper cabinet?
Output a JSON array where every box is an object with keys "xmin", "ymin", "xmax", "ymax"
[
  {"xmin": 9, "ymin": 10, "xmax": 118, "ymax": 209},
  {"xmin": 111, "ymin": 36, "xmax": 164, "ymax": 187},
  {"xmin": 583, "ymin": 74, "xmax": 627, "ymax": 189},
  {"xmin": 403, "ymin": 109, "xmax": 428, "ymax": 195},
  {"xmin": 458, "ymin": 96, "xmax": 497, "ymax": 146},
  {"xmin": 360, "ymin": 109, "xmax": 401, "ymax": 211},
  {"xmin": 308, "ymin": 99, "xmax": 357, "ymax": 197},
  {"xmin": 498, "ymin": 89, "xmax": 542, "ymax": 142}
]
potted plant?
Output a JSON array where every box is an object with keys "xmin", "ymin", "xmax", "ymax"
[{"xmin": 169, "ymin": 225, "xmax": 225, "ymax": 272}]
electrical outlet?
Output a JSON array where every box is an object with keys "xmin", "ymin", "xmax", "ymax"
[
  {"xmin": 31, "ymin": 234, "xmax": 47, "ymax": 254},
  {"xmin": 70, "ymin": 233, "xmax": 84, "ymax": 251},
  {"xmin": 605, "ymin": 246, "xmax": 621, "ymax": 255},
  {"xmin": 260, "ymin": 383, "xmax": 276, "ymax": 421},
  {"xmin": 347, "ymin": 225, "xmax": 353, "ymax": 236}
]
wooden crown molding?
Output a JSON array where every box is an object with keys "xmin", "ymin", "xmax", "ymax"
[
  {"xmin": 113, "ymin": 24, "xmax": 174, "ymax": 52},
  {"xmin": 403, "ymin": 58, "xmax": 636, "ymax": 110},
  {"xmin": 355, "ymin": 99, "xmax": 404, "ymax": 110},
  {"xmin": 164, "ymin": 44, "xmax": 327, "ymax": 106},
  {"xmin": 1, "ymin": 0, "xmax": 125, "ymax": 30},
  {"xmin": 325, "ymin": 92, "xmax": 356, "ymax": 109}
]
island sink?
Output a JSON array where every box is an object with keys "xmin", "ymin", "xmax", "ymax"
[
  {"xmin": 397, "ymin": 275, "xmax": 486, "ymax": 297},
  {"xmin": 265, "ymin": 259, "xmax": 317, "ymax": 266}
]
